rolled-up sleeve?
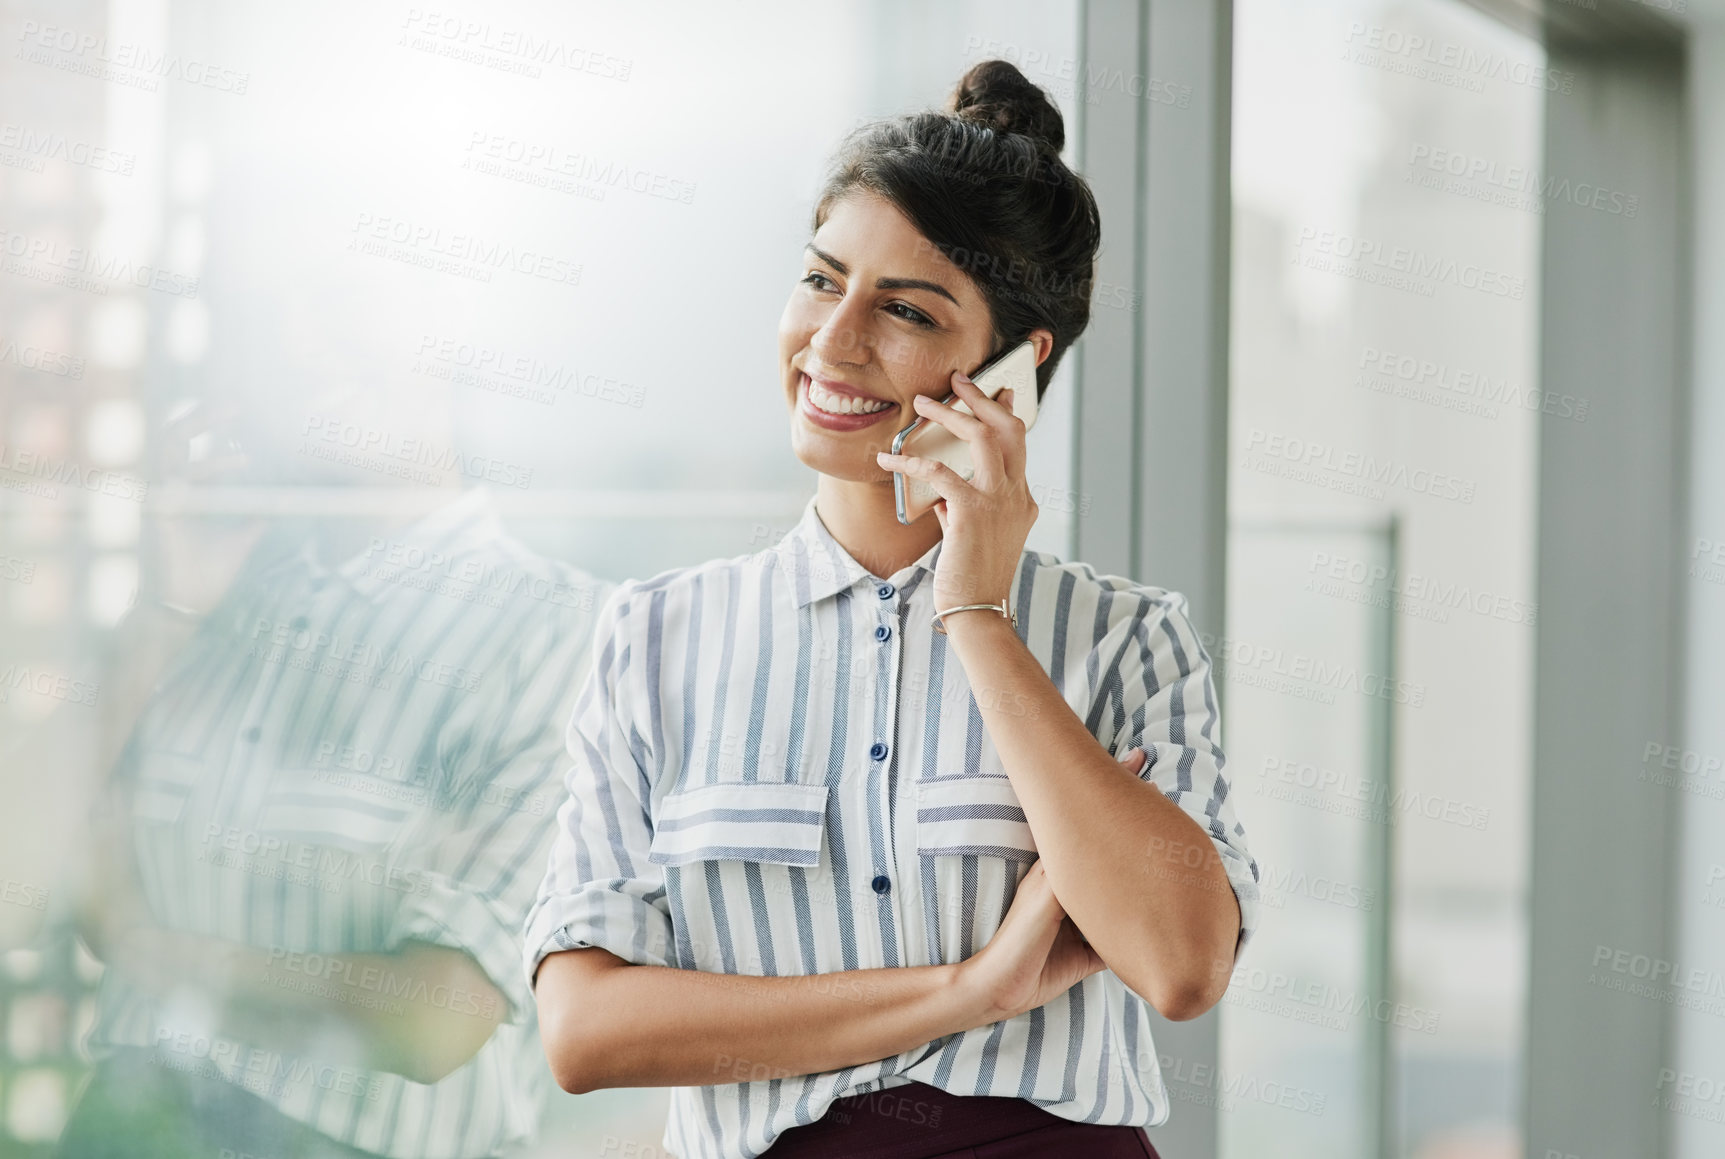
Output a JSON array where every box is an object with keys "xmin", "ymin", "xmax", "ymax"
[
  {"xmin": 382, "ymin": 588, "xmax": 601, "ymax": 1026},
  {"xmin": 522, "ymin": 580, "xmax": 675, "ymax": 993},
  {"xmin": 1084, "ymin": 585, "xmax": 1262, "ymax": 961}
]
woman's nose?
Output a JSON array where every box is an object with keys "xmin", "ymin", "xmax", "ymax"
[{"xmin": 810, "ymin": 306, "xmax": 874, "ymax": 364}]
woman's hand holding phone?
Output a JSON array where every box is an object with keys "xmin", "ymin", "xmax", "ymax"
[{"xmin": 876, "ymin": 369, "xmax": 1038, "ymax": 616}]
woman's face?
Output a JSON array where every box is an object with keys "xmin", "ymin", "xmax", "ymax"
[{"xmin": 778, "ymin": 190, "xmax": 997, "ymax": 481}]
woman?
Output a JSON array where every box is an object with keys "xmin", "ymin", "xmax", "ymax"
[{"xmin": 524, "ymin": 60, "xmax": 1261, "ymax": 1159}]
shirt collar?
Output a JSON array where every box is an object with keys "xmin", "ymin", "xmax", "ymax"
[
  {"xmin": 243, "ymin": 487, "xmax": 508, "ymax": 603},
  {"xmin": 772, "ymin": 494, "xmax": 944, "ymax": 608},
  {"xmin": 340, "ymin": 486, "xmax": 506, "ymax": 601}
]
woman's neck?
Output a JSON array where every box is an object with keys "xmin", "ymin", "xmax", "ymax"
[{"xmin": 815, "ymin": 474, "xmax": 942, "ymax": 582}]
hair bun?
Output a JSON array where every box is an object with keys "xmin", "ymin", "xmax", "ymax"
[{"xmin": 950, "ymin": 59, "xmax": 1065, "ymax": 153}]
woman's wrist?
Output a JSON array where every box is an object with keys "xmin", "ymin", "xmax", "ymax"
[
  {"xmin": 948, "ymin": 951, "xmax": 1020, "ymax": 1027},
  {"xmin": 932, "ymin": 583, "xmax": 1013, "ymax": 611}
]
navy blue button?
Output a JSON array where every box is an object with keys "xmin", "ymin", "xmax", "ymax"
[
  {"xmin": 871, "ymin": 875, "xmax": 891, "ymax": 894},
  {"xmin": 289, "ymin": 615, "xmax": 309, "ymax": 630},
  {"xmin": 877, "ymin": 583, "xmax": 895, "ymax": 599},
  {"xmin": 874, "ymin": 624, "xmax": 891, "ymax": 642},
  {"xmin": 242, "ymin": 726, "xmax": 262, "ymax": 743},
  {"xmin": 869, "ymin": 742, "xmax": 888, "ymax": 761}
]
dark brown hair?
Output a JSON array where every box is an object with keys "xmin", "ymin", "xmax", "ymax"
[{"xmin": 814, "ymin": 60, "xmax": 1103, "ymax": 403}]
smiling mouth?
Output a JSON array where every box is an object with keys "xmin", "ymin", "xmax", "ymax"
[{"xmin": 802, "ymin": 374, "xmax": 896, "ymax": 416}]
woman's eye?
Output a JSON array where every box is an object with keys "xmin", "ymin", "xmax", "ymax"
[
  {"xmin": 799, "ymin": 273, "xmax": 933, "ymax": 329},
  {"xmin": 887, "ymin": 303, "xmax": 936, "ymax": 329}
]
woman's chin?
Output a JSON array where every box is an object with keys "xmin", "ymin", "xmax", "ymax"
[{"xmin": 789, "ymin": 437, "xmax": 891, "ymax": 484}]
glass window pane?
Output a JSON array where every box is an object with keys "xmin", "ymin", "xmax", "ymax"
[
  {"xmin": 1227, "ymin": 0, "xmax": 1543, "ymax": 1156},
  {"xmin": 0, "ymin": 3, "xmax": 1079, "ymax": 1156}
]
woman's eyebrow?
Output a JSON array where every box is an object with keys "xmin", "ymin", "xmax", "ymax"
[{"xmin": 805, "ymin": 244, "xmax": 961, "ymax": 306}]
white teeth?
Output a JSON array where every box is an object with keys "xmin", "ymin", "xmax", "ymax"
[{"xmin": 808, "ymin": 379, "xmax": 891, "ymax": 416}]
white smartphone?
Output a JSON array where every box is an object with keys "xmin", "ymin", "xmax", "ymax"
[{"xmin": 891, "ymin": 340, "xmax": 1040, "ymax": 526}]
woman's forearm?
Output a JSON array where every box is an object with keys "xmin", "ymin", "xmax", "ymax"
[
  {"xmin": 536, "ymin": 948, "xmax": 992, "ymax": 1093},
  {"xmin": 111, "ymin": 926, "xmax": 504, "ymax": 1084},
  {"xmin": 940, "ymin": 611, "xmax": 1240, "ymax": 1017}
]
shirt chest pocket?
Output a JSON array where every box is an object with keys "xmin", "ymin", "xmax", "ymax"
[
  {"xmin": 254, "ymin": 773, "xmax": 414, "ymax": 853},
  {"xmin": 648, "ymin": 781, "xmax": 830, "ymax": 868},
  {"xmin": 128, "ymin": 750, "xmax": 208, "ymax": 827},
  {"xmin": 915, "ymin": 774, "xmax": 1039, "ymax": 861}
]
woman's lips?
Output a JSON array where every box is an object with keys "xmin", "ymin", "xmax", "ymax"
[{"xmin": 798, "ymin": 373, "xmax": 900, "ymax": 431}]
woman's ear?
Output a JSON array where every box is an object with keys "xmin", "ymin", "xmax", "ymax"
[{"xmin": 1028, "ymin": 328, "xmax": 1055, "ymax": 366}]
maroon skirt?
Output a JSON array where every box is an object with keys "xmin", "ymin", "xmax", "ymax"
[{"xmin": 764, "ymin": 1080, "xmax": 1161, "ymax": 1158}]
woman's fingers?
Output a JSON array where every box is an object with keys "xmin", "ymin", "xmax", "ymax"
[
  {"xmin": 948, "ymin": 373, "xmax": 1027, "ymax": 481},
  {"xmin": 1019, "ymin": 860, "xmax": 1066, "ymax": 922},
  {"xmin": 911, "ymin": 379, "xmax": 989, "ymax": 439},
  {"xmin": 974, "ymin": 859, "xmax": 1111, "ymax": 1018},
  {"xmin": 948, "ymin": 371, "xmax": 1023, "ymax": 433},
  {"xmin": 875, "ymin": 450, "xmax": 966, "ymax": 501},
  {"xmin": 907, "ymin": 372, "xmax": 1012, "ymax": 489}
]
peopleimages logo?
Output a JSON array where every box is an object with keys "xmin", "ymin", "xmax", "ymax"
[
  {"xmin": 247, "ymin": 614, "xmax": 486, "ymax": 693},
  {"xmin": 1655, "ymin": 1066, "xmax": 1725, "ymax": 1124},
  {"xmin": 1, "ymin": 879, "xmax": 49, "ymax": 911},
  {"xmin": 1259, "ymin": 755, "xmax": 1492, "ymax": 832},
  {"xmin": 1152, "ymin": 1050, "xmax": 1329, "ymax": 1116},
  {"xmin": 0, "ymin": 123, "xmax": 135, "ymax": 175},
  {"xmin": 464, "ymin": 131, "xmax": 697, "ymax": 204},
  {"xmin": 359, "ymin": 532, "xmax": 599, "ymax": 613},
  {"xmin": 199, "ymin": 823, "xmax": 433, "ymax": 897},
  {"xmin": 0, "ymin": 336, "xmax": 86, "ymax": 379},
  {"xmin": 14, "ymin": 20, "xmax": 251, "ymax": 93},
  {"xmin": 0, "ymin": 227, "xmax": 200, "ymax": 299},
  {"xmin": 1355, "ymin": 346, "xmax": 1589, "ymax": 423},
  {"xmin": 1244, "ymin": 428, "xmax": 1477, "ymax": 505},
  {"xmin": 413, "ymin": 334, "xmax": 646, "ymax": 409},
  {"xmin": 1293, "ymin": 227, "xmax": 1525, "ymax": 300},
  {"xmin": 1587, "ymin": 943, "xmax": 1725, "ymax": 1018},
  {"xmin": 1342, "ymin": 23, "xmax": 1576, "ymax": 94},
  {"xmin": 1197, "ymin": 629, "xmax": 1426, "ymax": 707},
  {"xmin": 961, "ymin": 35, "xmax": 1193, "ymax": 109},
  {"xmin": 399, "ymin": 9, "xmax": 634, "ymax": 81},
  {"xmin": 0, "ymin": 664, "xmax": 99, "ymax": 706},
  {"xmin": 346, "ymin": 212, "xmax": 582, "ymax": 287},
  {"xmin": 152, "ymin": 1028, "xmax": 383, "ymax": 1100},
  {"xmin": 1255, "ymin": 859, "xmax": 1377, "ymax": 911},
  {"xmin": 1225, "ymin": 965, "xmax": 1442, "ymax": 1033},
  {"xmin": 263, "ymin": 947, "xmax": 500, "ymax": 1019},
  {"xmin": 1406, "ymin": 144, "xmax": 1638, "ymax": 218},
  {"xmin": 1693, "ymin": 539, "xmax": 1725, "ymax": 587},
  {"xmin": 1306, "ymin": 549, "xmax": 1536, "ymax": 627},
  {"xmin": 1248, "ymin": 422, "xmax": 1476, "ymax": 500},
  {"xmin": 299, "ymin": 415, "xmax": 534, "ymax": 489}
]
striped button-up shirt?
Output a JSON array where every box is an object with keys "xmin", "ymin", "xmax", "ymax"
[
  {"xmin": 90, "ymin": 488, "xmax": 607, "ymax": 1159},
  {"xmin": 523, "ymin": 493, "xmax": 1262, "ymax": 1159}
]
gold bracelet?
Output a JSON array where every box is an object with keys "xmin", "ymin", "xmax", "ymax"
[{"xmin": 930, "ymin": 597, "xmax": 1015, "ymax": 635}]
